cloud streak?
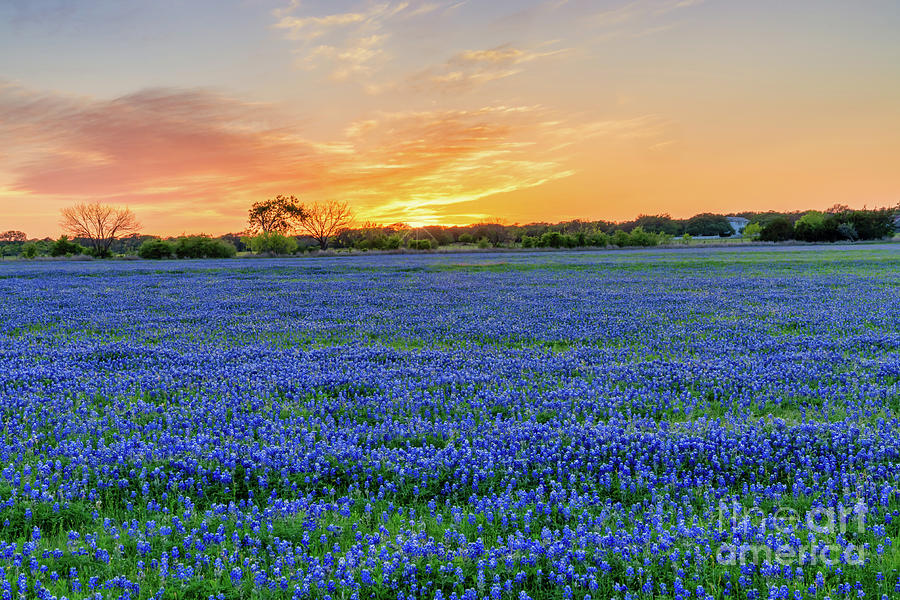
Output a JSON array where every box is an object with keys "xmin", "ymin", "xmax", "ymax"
[
  {"xmin": 409, "ymin": 43, "xmax": 570, "ymax": 93},
  {"xmin": 2, "ymin": 83, "xmax": 624, "ymax": 229}
]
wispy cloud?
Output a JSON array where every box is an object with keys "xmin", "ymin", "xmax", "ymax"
[
  {"xmin": 272, "ymin": 1, "xmax": 442, "ymax": 82},
  {"xmin": 0, "ymin": 84, "xmax": 595, "ymax": 229},
  {"xmin": 408, "ymin": 43, "xmax": 569, "ymax": 93}
]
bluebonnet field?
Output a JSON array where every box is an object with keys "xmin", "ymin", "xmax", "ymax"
[{"xmin": 1, "ymin": 246, "xmax": 899, "ymax": 600}]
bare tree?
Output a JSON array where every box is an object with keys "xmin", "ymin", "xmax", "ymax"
[
  {"xmin": 298, "ymin": 200, "xmax": 353, "ymax": 250},
  {"xmin": 248, "ymin": 195, "xmax": 306, "ymax": 234},
  {"xmin": 60, "ymin": 201, "xmax": 141, "ymax": 257}
]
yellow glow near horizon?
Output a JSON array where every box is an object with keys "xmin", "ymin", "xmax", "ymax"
[{"xmin": 1, "ymin": 2, "xmax": 898, "ymax": 237}]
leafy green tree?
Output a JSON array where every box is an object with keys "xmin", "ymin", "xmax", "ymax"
[
  {"xmin": 137, "ymin": 239, "xmax": 175, "ymax": 259},
  {"xmin": 174, "ymin": 236, "xmax": 236, "ymax": 258},
  {"xmin": 407, "ymin": 239, "xmax": 435, "ymax": 250},
  {"xmin": 836, "ymin": 222, "xmax": 859, "ymax": 241},
  {"xmin": 760, "ymin": 217, "xmax": 794, "ymax": 242},
  {"xmin": 586, "ymin": 231, "xmax": 610, "ymax": 247},
  {"xmin": 22, "ymin": 242, "xmax": 39, "ymax": 258},
  {"xmin": 742, "ymin": 223, "xmax": 762, "ymax": 241},
  {"xmin": 628, "ymin": 214, "xmax": 682, "ymax": 235},
  {"xmin": 50, "ymin": 236, "xmax": 86, "ymax": 257},
  {"xmin": 539, "ymin": 231, "xmax": 563, "ymax": 248},
  {"xmin": 248, "ymin": 195, "xmax": 306, "ymax": 234},
  {"xmin": 248, "ymin": 232, "xmax": 298, "ymax": 255},
  {"xmin": 684, "ymin": 213, "xmax": 735, "ymax": 237}
]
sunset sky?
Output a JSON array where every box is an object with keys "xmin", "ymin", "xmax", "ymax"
[{"xmin": 2, "ymin": 0, "xmax": 899, "ymax": 237}]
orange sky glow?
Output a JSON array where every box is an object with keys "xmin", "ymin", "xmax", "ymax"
[{"xmin": 1, "ymin": 1, "xmax": 898, "ymax": 237}]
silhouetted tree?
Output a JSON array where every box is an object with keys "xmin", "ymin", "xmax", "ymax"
[
  {"xmin": 684, "ymin": 213, "xmax": 734, "ymax": 237},
  {"xmin": 0, "ymin": 231, "xmax": 26, "ymax": 242},
  {"xmin": 60, "ymin": 201, "xmax": 140, "ymax": 257},
  {"xmin": 298, "ymin": 200, "xmax": 353, "ymax": 250},
  {"xmin": 760, "ymin": 217, "xmax": 794, "ymax": 242},
  {"xmin": 248, "ymin": 195, "xmax": 306, "ymax": 234}
]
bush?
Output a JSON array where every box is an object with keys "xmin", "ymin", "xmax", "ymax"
[
  {"xmin": 248, "ymin": 232, "xmax": 298, "ymax": 255},
  {"xmin": 760, "ymin": 217, "xmax": 794, "ymax": 242},
  {"xmin": 836, "ymin": 222, "xmax": 858, "ymax": 241},
  {"xmin": 586, "ymin": 231, "xmax": 610, "ymax": 247},
  {"xmin": 174, "ymin": 236, "xmax": 236, "ymax": 259},
  {"xmin": 521, "ymin": 235, "xmax": 538, "ymax": 248},
  {"xmin": 458, "ymin": 233, "xmax": 475, "ymax": 244},
  {"xmin": 539, "ymin": 231, "xmax": 563, "ymax": 248},
  {"xmin": 407, "ymin": 239, "xmax": 435, "ymax": 250},
  {"xmin": 137, "ymin": 239, "xmax": 175, "ymax": 259},
  {"xmin": 742, "ymin": 223, "xmax": 762, "ymax": 241},
  {"xmin": 626, "ymin": 226, "xmax": 657, "ymax": 247},
  {"xmin": 21, "ymin": 242, "xmax": 38, "ymax": 259},
  {"xmin": 684, "ymin": 213, "xmax": 734, "ymax": 237},
  {"xmin": 50, "ymin": 236, "xmax": 85, "ymax": 257},
  {"xmin": 476, "ymin": 237, "xmax": 491, "ymax": 249},
  {"xmin": 611, "ymin": 230, "xmax": 630, "ymax": 247}
]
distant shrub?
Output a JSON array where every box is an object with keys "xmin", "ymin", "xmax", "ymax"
[
  {"xmin": 742, "ymin": 223, "xmax": 761, "ymax": 240},
  {"xmin": 248, "ymin": 232, "xmax": 298, "ymax": 255},
  {"xmin": 611, "ymin": 230, "xmax": 630, "ymax": 247},
  {"xmin": 684, "ymin": 213, "xmax": 735, "ymax": 237},
  {"xmin": 521, "ymin": 235, "xmax": 538, "ymax": 248},
  {"xmin": 626, "ymin": 226, "xmax": 657, "ymax": 247},
  {"xmin": 407, "ymin": 239, "xmax": 435, "ymax": 250},
  {"xmin": 586, "ymin": 231, "xmax": 610, "ymax": 247},
  {"xmin": 137, "ymin": 239, "xmax": 175, "ymax": 259},
  {"xmin": 539, "ymin": 231, "xmax": 563, "ymax": 248},
  {"xmin": 354, "ymin": 233, "xmax": 403, "ymax": 251},
  {"xmin": 21, "ymin": 242, "xmax": 38, "ymax": 259},
  {"xmin": 760, "ymin": 217, "xmax": 794, "ymax": 242},
  {"xmin": 50, "ymin": 235, "xmax": 86, "ymax": 257},
  {"xmin": 836, "ymin": 222, "xmax": 859, "ymax": 241},
  {"xmin": 458, "ymin": 233, "xmax": 475, "ymax": 244},
  {"xmin": 174, "ymin": 236, "xmax": 236, "ymax": 259},
  {"xmin": 476, "ymin": 237, "xmax": 491, "ymax": 249}
]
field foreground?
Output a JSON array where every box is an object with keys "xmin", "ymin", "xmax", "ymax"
[{"xmin": 1, "ymin": 247, "xmax": 899, "ymax": 600}]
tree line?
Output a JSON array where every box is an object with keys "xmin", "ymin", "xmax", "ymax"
[{"xmin": 1, "ymin": 200, "xmax": 897, "ymax": 259}]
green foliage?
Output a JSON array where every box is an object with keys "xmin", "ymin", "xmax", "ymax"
[
  {"xmin": 247, "ymin": 232, "xmax": 298, "ymax": 255},
  {"xmin": 22, "ymin": 242, "xmax": 39, "ymax": 258},
  {"xmin": 247, "ymin": 195, "xmax": 305, "ymax": 235},
  {"xmin": 742, "ymin": 222, "xmax": 762, "ymax": 240},
  {"xmin": 354, "ymin": 231, "xmax": 403, "ymax": 251},
  {"xmin": 458, "ymin": 233, "xmax": 475, "ymax": 244},
  {"xmin": 585, "ymin": 231, "xmax": 610, "ymax": 247},
  {"xmin": 137, "ymin": 239, "xmax": 175, "ymax": 259},
  {"xmin": 539, "ymin": 231, "xmax": 564, "ymax": 248},
  {"xmin": 407, "ymin": 239, "xmax": 436, "ymax": 250},
  {"xmin": 760, "ymin": 217, "xmax": 794, "ymax": 242},
  {"xmin": 627, "ymin": 214, "xmax": 682, "ymax": 235},
  {"xmin": 49, "ymin": 235, "xmax": 85, "ymax": 257},
  {"xmin": 797, "ymin": 210, "xmax": 825, "ymax": 229},
  {"xmin": 684, "ymin": 213, "xmax": 735, "ymax": 237},
  {"xmin": 836, "ymin": 222, "xmax": 858, "ymax": 241},
  {"xmin": 174, "ymin": 236, "xmax": 237, "ymax": 259},
  {"xmin": 476, "ymin": 237, "xmax": 491, "ymax": 249},
  {"xmin": 624, "ymin": 226, "xmax": 659, "ymax": 247}
]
